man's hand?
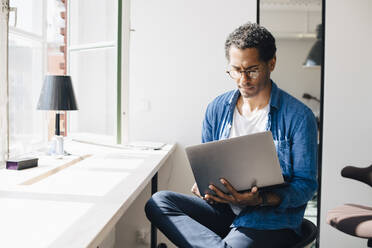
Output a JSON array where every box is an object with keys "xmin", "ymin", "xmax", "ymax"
[
  {"xmin": 191, "ymin": 183, "xmax": 216, "ymax": 204},
  {"xmin": 191, "ymin": 182, "xmax": 202, "ymax": 198},
  {"xmin": 205, "ymin": 178, "xmax": 262, "ymax": 207}
]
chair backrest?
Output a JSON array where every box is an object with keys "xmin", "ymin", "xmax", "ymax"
[
  {"xmin": 291, "ymin": 219, "xmax": 317, "ymax": 248},
  {"xmin": 341, "ymin": 164, "xmax": 372, "ymax": 187}
]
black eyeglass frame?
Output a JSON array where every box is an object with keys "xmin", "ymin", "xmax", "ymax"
[{"xmin": 226, "ymin": 68, "xmax": 260, "ymax": 80}]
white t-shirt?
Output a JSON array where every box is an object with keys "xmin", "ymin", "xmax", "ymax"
[
  {"xmin": 228, "ymin": 103, "xmax": 270, "ymax": 215},
  {"xmin": 229, "ymin": 104, "xmax": 269, "ymax": 139}
]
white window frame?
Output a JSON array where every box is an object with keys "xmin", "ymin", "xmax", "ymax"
[
  {"xmin": 121, "ymin": 0, "xmax": 130, "ymax": 144},
  {"xmin": 0, "ymin": 0, "xmax": 9, "ymax": 167},
  {"xmin": 66, "ymin": 0, "xmax": 120, "ymax": 144}
]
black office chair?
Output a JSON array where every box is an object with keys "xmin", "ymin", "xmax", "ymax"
[
  {"xmin": 327, "ymin": 164, "xmax": 372, "ymax": 247},
  {"xmin": 291, "ymin": 218, "xmax": 317, "ymax": 248}
]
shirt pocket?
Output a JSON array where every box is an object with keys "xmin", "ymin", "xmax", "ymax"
[{"xmin": 274, "ymin": 139, "xmax": 293, "ymax": 180}]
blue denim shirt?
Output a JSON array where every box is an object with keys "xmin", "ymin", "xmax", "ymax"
[{"xmin": 201, "ymin": 81, "xmax": 318, "ymax": 234}]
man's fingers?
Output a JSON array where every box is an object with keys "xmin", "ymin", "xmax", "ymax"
[
  {"xmin": 191, "ymin": 183, "xmax": 202, "ymax": 198},
  {"xmin": 209, "ymin": 184, "xmax": 232, "ymax": 201},
  {"xmin": 191, "ymin": 186, "xmax": 196, "ymax": 193},
  {"xmin": 202, "ymin": 196, "xmax": 215, "ymax": 204},
  {"xmin": 192, "ymin": 191, "xmax": 202, "ymax": 198},
  {"xmin": 251, "ymin": 186, "xmax": 258, "ymax": 194},
  {"xmin": 205, "ymin": 194, "xmax": 229, "ymax": 203},
  {"xmin": 220, "ymin": 178, "xmax": 239, "ymax": 198}
]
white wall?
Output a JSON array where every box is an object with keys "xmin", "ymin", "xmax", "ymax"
[
  {"xmin": 320, "ymin": 0, "xmax": 372, "ymax": 247},
  {"xmin": 114, "ymin": 1, "xmax": 256, "ymax": 247}
]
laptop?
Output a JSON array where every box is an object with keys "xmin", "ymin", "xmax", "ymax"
[{"xmin": 185, "ymin": 131, "xmax": 287, "ymax": 196}]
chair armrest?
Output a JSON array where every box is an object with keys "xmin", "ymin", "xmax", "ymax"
[{"xmin": 341, "ymin": 164, "xmax": 372, "ymax": 187}]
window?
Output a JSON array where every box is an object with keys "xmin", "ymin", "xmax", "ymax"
[
  {"xmin": 0, "ymin": 0, "xmax": 122, "ymax": 164},
  {"xmin": 3, "ymin": 0, "xmax": 121, "ymax": 160},
  {"xmin": 67, "ymin": 0, "xmax": 119, "ymax": 144}
]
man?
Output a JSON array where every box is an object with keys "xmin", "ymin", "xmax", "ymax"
[{"xmin": 145, "ymin": 22, "xmax": 318, "ymax": 248}]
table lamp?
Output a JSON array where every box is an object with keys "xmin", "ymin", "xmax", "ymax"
[{"xmin": 37, "ymin": 75, "xmax": 78, "ymax": 155}]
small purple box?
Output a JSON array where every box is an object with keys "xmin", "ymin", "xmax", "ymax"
[{"xmin": 6, "ymin": 157, "xmax": 38, "ymax": 170}]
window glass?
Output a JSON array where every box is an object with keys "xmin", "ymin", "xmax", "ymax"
[
  {"xmin": 9, "ymin": 0, "xmax": 43, "ymax": 35},
  {"xmin": 68, "ymin": 0, "xmax": 118, "ymax": 142},
  {"xmin": 8, "ymin": 35, "xmax": 46, "ymax": 156},
  {"xmin": 69, "ymin": 48, "xmax": 117, "ymax": 139},
  {"xmin": 69, "ymin": 0, "xmax": 117, "ymax": 45},
  {"xmin": 8, "ymin": 0, "xmax": 67, "ymax": 156}
]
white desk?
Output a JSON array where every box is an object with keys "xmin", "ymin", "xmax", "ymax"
[{"xmin": 0, "ymin": 140, "xmax": 175, "ymax": 248}]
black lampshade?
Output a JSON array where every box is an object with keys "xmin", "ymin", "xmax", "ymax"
[
  {"xmin": 37, "ymin": 75, "xmax": 78, "ymax": 111},
  {"xmin": 303, "ymin": 24, "xmax": 323, "ymax": 67}
]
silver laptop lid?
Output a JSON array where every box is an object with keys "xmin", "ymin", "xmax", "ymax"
[{"xmin": 186, "ymin": 131, "xmax": 284, "ymax": 196}]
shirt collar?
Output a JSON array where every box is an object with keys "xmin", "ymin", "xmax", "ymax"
[
  {"xmin": 227, "ymin": 80, "xmax": 280, "ymax": 110},
  {"xmin": 269, "ymin": 80, "xmax": 280, "ymax": 110}
]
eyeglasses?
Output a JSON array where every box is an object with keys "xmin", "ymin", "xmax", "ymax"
[{"xmin": 226, "ymin": 68, "xmax": 260, "ymax": 80}]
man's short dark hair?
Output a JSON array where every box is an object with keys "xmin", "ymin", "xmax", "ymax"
[{"xmin": 225, "ymin": 22, "xmax": 276, "ymax": 62}]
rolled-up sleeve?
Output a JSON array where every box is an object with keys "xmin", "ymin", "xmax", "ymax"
[
  {"xmin": 201, "ymin": 103, "xmax": 214, "ymax": 143},
  {"xmin": 272, "ymin": 111, "xmax": 318, "ymax": 212}
]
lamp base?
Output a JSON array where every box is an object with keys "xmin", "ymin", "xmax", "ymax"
[{"xmin": 53, "ymin": 135, "xmax": 64, "ymax": 156}]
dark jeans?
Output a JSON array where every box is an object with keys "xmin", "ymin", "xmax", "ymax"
[{"xmin": 145, "ymin": 191, "xmax": 300, "ymax": 248}]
